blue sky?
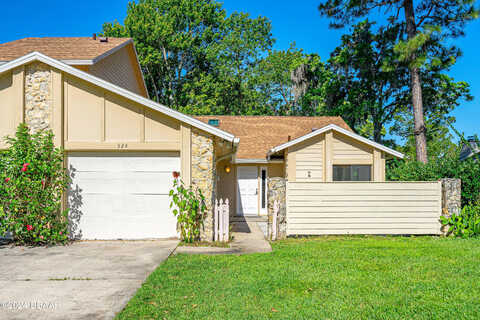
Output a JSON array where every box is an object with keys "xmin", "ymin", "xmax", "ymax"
[{"xmin": 2, "ymin": 0, "xmax": 478, "ymax": 138}]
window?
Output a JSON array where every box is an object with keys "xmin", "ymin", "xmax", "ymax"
[
  {"xmin": 333, "ymin": 165, "xmax": 371, "ymax": 181},
  {"xmin": 208, "ymin": 119, "xmax": 219, "ymax": 127},
  {"xmin": 261, "ymin": 168, "xmax": 267, "ymax": 210}
]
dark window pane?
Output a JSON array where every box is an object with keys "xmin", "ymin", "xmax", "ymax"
[
  {"xmin": 333, "ymin": 165, "xmax": 350, "ymax": 181},
  {"xmin": 261, "ymin": 169, "xmax": 266, "ymax": 209},
  {"xmin": 333, "ymin": 165, "xmax": 371, "ymax": 181},
  {"xmin": 353, "ymin": 165, "xmax": 371, "ymax": 181}
]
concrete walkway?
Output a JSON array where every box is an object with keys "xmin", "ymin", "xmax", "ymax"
[
  {"xmin": 0, "ymin": 240, "xmax": 178, "ymax": 320},
  {"xmin": 175, "ymin": 219, "xmax": 272, "ymax": 255}
]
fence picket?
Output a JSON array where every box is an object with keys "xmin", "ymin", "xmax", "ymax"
[
  {"xmin": 214, "ymin": 199, "xmax": 219, "ymax": 242},
  {"xmin": 214, "ymin": 198, "xmax": 230, "ymax": 242},
  {"xmin": 272, "ymin": 200, "xmax": 279, "ymax": 241}
]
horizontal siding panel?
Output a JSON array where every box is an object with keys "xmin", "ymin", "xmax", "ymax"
[
  {"xmin": 288, "ymin": 209, "xmax": 439, "ymax": 216},
  {"xmin": 288, "ymin": 183, "xmax": 439, "ymax": 191},
  {"xmin": 289, "ymin": 223, "xmax": 440, "ymax": 229},
  {"xmin": 289, "ymin": 217, "xmax": 440, "ymax": 224},
  {"xmin": 288, "ymin": 195, "xmax": 438, "ymax": 201},
  {"xmin": 288, "ymin": 229, "xmax": 441, "ymax": 235},
  {"xmin": 288, "ymin": 189, "xmax": 439, "ymax": 196},
  {"xmin": 286, "ymin": 181, "xmax": 441, "ymax": 236}
]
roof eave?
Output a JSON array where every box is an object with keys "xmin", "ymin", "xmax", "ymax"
[{"xmin": 268, "ymin": 124, "xmax": 404, "ymax": 159}]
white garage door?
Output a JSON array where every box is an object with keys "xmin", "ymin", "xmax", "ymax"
[{"xmin": 68, "ymin": 152, "xmax": 180, "ymax": 240}]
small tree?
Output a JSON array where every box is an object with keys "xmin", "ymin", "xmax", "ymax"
[
  {"xmin": 169, "ymin": 172, "xmax": 206, "ymax": 243},
  {"xmin": 0, "ymin": 124, "xmax": 70, "ymax": 245}
]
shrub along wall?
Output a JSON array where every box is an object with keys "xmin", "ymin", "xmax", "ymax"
[
  {"xmin": 387, "ymin": 155, "xmax": 480, "ymax": 206},
  {"xmin": 0, "ymin": 124, "xmax": 70, "ymax": 245}
]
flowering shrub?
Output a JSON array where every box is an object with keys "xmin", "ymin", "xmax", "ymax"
[
  {"xmin": 169, "ymin": 172, "xmax": 206, "ymax": 243},
  {"xmin": 0, "ymin": 124, "xmax": 70, "ymax": 245}
]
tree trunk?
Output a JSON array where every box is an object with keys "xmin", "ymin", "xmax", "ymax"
[
  {"xmin": 373, "ymin": 118, "xmax": 382, "ymax": 143},
  {"xmin": 404, "ymin": 0, "xmax": 428, "ymax": 163}
]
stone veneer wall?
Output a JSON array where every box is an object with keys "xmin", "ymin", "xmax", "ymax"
[
  {"xmin": 440, "ymin": 178, "xmax": 461, "ymax": 235},
  {"xmin": 191, "ymin": 128, "xmax": 216, "ymax": 241},
  {"xmin": 25, "ymin": 62, "xmax": 52, "ymax": 132},
  {"xmin": 267, "ymin": 177, "xmax": 286, "ymax": 240}
]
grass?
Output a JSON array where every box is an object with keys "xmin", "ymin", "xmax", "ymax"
[
  {"xmin": 116, "ymin": 236, "xmax": 480, "ymax": 319},
  {"xmin": 178, "ymin": 241, "xmax": 230, "ymax": 248}
]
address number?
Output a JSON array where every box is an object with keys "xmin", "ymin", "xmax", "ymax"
[{"xmin": 117, "ymin": 143, "xmax": 128, "ymax": 149}]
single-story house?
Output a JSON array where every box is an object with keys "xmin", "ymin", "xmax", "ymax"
[
  {"xmin": 1, "ymin": 36, "xmax": 428, "ymax": 241},
  {"xmin": 195, "ymin": 116, "xmax": 403, "ymax": 218}
]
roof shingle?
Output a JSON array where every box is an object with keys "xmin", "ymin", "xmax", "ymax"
[
  {"xmin": 195, "ymin": 116, "xmax": 352, "ymax": 159},
  {"xmin": 0, "ymin": 37, "xmax": 132, "ymax": 62}
]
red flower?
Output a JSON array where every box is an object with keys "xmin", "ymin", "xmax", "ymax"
[
  {"xmin": 39, "ymin": 235, "xmax": 44, "ymax": 240},
  {"xmin": 172, "ymin": 171, "xmax": 180, "ymax": 179},
  {"xmin": 4, "ymin": 177, "xmax": 10, "ymax": 183},
  {"xmin": 21, "ymin": 163, "xmax": 30, "ymax": 172},
  {"xmin": 26, "ymin": 225, "xmax": 33, "ymax": 231},
  {"xmin": 59, "ymin": 231, "xmax": 63, "ymax": 235},
  {"xmin": 41, "ymin": 179, "xmax": 46, "ymax": 188}
]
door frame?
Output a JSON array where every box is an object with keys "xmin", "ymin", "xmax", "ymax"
[
  {"xmin": 259, "ymin": 166, "xmax": 268, "ymax": 215},
  {"xmin": 236, "ymin": 165, "xmax": 259, "ymax": 216}
]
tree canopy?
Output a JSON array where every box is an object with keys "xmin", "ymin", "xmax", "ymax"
[
  {"xmin": 101, "ymin": 0, "xmax": 476, "ymax": 157},
  {"xmin": 318, "ymin": 0, "xmax": 478, "ymax": 162}
]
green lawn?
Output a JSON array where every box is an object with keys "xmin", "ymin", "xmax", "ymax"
[{"xmin": 117, "ymin": 237, "xmax": 480, "ymax": 319}]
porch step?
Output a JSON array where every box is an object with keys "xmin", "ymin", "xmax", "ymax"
[{"xmin": 231, "ymin": 216, "xmax": 268, "ymax": 223}]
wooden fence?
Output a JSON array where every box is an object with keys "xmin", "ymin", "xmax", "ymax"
[
  {"xmin": 271, "ymin": 200, "xmax": 280, "ymax": 240},
  {"xmin": 286, "ymin": 181, "xmax": 442, "ymax": 235},
  {"xmin": 214, "ymin": 199, "xmax": 229, "ymax": 242}
]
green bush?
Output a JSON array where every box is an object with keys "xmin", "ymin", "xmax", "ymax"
[
  {"xmin": 169, "ymin": 172, "xmax": 206, "ymax": 243},
  {"xmin": 0, "ymin": 124, "xmax": 70, "ymax": 245},
  {"xmin": 387, "ymin": 153, "xmax": 480, "ymax": 206},
  {"xmin": 440, "ymin": 203, "xmax": 480, "ymax": 238}
]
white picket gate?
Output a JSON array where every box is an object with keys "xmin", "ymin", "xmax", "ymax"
[
  {"xmin": 214, "ymin": 199, "xmax": 229, "ymax": 242},
  {"xmin": 271, "ymin": 200, "xmax": 280, "ymax": 240}
]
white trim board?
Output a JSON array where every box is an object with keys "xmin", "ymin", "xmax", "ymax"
[
  {"xmin": 234, "ymin": 158, "xmax": 284, "ymax": 164},
  {"xmin": 0, "ymin": 51, "xmax": 239, "ymax": 144},
  {"xmin": 268, "ymin": 124, "xmax": 404, "ymax": 159}
]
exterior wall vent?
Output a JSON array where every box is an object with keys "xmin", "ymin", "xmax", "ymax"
[{"xmin": 208, "ymin": 119, "xmax": 219, "ymax": 127}]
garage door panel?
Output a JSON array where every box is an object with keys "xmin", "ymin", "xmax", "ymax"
[
  {"xmin": 71, "ymin": 171, "xmax": 174, "ymax": 194},
  {"xmin": 78, "ymin": 194, "xmax": 172, "ymax": 217},
  {"xmin": 69, "ymin": 152, "xmax": 180, "ymax": 172},
  {"xmin": 68, "ymin": 153, "xmax": 179, "ymax": 240}
]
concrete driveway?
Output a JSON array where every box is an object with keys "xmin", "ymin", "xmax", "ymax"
[{"xmin": 0, "ymin": 240, "xmax": 178, "ymax": 320}]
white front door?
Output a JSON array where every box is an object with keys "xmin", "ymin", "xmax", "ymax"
[
  {"xmin": 68, "ymin": 152, "xmax": 180, "ymax": 240},
  {"xmin": 237, "ymin": 166, "xmax": 258, "ymax": 216}
]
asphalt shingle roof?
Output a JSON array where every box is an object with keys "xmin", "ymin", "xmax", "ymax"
[{"xmin": 195, "ymin": 116, "xmax": 352, "ymax": 159}]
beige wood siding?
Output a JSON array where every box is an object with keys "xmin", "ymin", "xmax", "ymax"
[
  {"xmin": 291, "ymin": 134, "xmax": 324, "ymax": 181},
  {"xmin": 287, "ymin": 129, "xmax": 387, "ymax": 182},
  {"xmin": 0, "ymin": 68, "xmax": 23, "ymax": 149},
  {"xmin": 332, "ymin": 132, "xmax": 373, "ymax": 164},
  {"xmin": 64, "ymin": 74, "xmax": 180, "ymax": 151},
  {"xmin": 287, "ymin": 181, "xmax": 442, "ymax": 235},
  {"xmin": 269, "ymin": 163, "xmax": 284, "ymax": 178},
  {"xmin": 88, "ymin": 45, "xmax": 146, "ymax": 97}
]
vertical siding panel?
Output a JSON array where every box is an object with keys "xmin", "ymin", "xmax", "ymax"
[
  {"xmin": 52, "ymin": 69, "xmax": 63, "ymax": 147},
  {"xmin": 325, "ymin": 131, "xmax": 333, "ymax": 181}
]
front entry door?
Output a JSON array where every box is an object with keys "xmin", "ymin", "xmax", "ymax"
[{"xmin": 237, "ymin": 166, "xmax": 258, "ymax": 216}]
